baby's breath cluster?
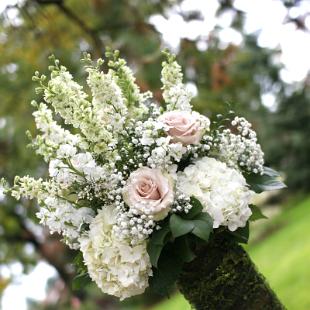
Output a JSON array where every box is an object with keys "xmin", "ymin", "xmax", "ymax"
[
  {"xmin": 217, "ymin": 116, "xmax": 265, "ymax": 174},
  {"xmin": 7, "ymin": 50, "xmax": 267, "ymax": 300}
]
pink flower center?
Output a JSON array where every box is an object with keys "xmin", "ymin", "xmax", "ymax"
[{"xmin": 136, "ymin": 178, "xmax": 161, "ymax": 200}]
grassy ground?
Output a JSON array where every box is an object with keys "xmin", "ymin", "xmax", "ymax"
[{"xmin": 151, "ymin": 196, "xmax": 310, "ymax": 310}]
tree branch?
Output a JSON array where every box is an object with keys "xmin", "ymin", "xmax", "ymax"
[{"xmin": 32, "ymin": 0, "xmax": 104, "ymax": 56}]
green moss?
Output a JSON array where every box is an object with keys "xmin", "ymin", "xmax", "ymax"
[{"xmin": 178, "ymin": 235, "xmax": 284, "ymax": 310}]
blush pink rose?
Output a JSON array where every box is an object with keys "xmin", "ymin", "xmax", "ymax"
[
  {"xmin": 160, "ymin": 111, "xmax": 209, "ymax": 145},
  {"xmin": 123, "ymin": 167, "xmax": 174, "ymax": 221}
]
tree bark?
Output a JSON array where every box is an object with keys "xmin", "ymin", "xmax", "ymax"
[{"xmin": 178, "ymin": 234, "xmax": 285, "ymax": 310}]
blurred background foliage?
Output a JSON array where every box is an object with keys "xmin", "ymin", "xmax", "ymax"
[{"xmin": 0, "ymin": 0, "xmax": 309, "ymax": 309}]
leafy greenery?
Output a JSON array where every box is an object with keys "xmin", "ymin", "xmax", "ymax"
[
  {"xmin": 152, "ymin": 196, "xmax": 310, "ymax": 310},
  {"xmin": 249, "ymin": 205, "xmax": 268, "ymax": 222},
  {"xmin": 72, "ymin": 252, "xmax": 91, "ymax": 291},
  {"xmin": 147, "ymin": 220, "xmax": 171, "ymax": 268},
  {"xmin": 227, "ymin": 222, "xmax": 250, "ymax": 244},
  {"xmin": 169, "ymin": 197, "xmax": 213, "ymax": 242},
  {"xmin": 246, "ymin": 167, "xmax": 287, "ymax": 193},
  {"xmin": 148, "ymin": 197, "xmax": 212, "ymax": 268},
  {"xmin": 147, "ymin": 197, "xmax": 212, "ymax": 296}
]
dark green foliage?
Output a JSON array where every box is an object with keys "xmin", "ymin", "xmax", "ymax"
[
  {"xmin": 72, "ymin": 252, "xmax": 91, "ymax": 291},
  {"xmin": 147, "ymin": 219, "xmax": 171, "ymax": 268},
  {"xmin": 250, "ymin": 205, "xmax": 268, "ymax": 221},
  {"xmin": 246, "ymin": 167, "xmax": 287, "ymax": 193},
  {"xmin": 148, "ymin": 196, "xmax": 213, "ymax": 296},
  {"xmin": 266, "ymin": 89, "xmax": 310, "ymax": 190},
  {"xmin": 227, "ymin": 222, "xmax": 250, "ymax": 244}
]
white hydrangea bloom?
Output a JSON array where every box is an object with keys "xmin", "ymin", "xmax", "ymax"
[
  {"xmin": 80, "ymin": 206, "xmax": 152, "ymax": 300},
  {"xmin": 177, "ymin": 157, "xmax": 253, "ymax": 231}
]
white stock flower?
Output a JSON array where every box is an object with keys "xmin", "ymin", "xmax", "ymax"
[
  {"xmin": 49, "ymin": 159, "xmax": 81, "ymax": 186},
  {"xmin": 177, "ymin": 157, "xmax": 253, "ymax": 231},
  {"xmin": 70, "ymin": 152, "xmax": 106, "ymax": 181},
  {"xmin": 80, "ymin": 206, "xmax": 152, "ymax": 300},
  {"xmin": 37, "ymin": 197, "xmax": 94, "ymax": 249},
  {"xmin": 57, "ymin": 144, "xmax": 77, "ymax": 158},
  {"xmin": 161, "ymin": 59, "xmax": 193, "ymax": 111}
]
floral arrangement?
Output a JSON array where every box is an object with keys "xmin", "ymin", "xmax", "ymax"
[{"xmin": 3, "ymin": 50, "xmax": 285, "ymax": 300}]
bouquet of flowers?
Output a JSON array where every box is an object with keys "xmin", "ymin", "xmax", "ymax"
[{"xmin": 4, "ymin": 50, "xmax": 285, "ymax": 300}]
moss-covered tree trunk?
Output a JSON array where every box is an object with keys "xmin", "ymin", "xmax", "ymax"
[{"xmin": 178, "ymin": 235, "xmax": 285, "ymax": 310}]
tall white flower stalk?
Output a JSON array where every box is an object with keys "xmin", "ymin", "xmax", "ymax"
[{"xmin": 161, "ymin": 51, "xmax": 193, "ymax": 111}]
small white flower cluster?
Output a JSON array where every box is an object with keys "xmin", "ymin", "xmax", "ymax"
[
  {"xmin": 147, "ymin": 141, "xmax": 187, "ymax": 170},
  {"xmin": 217, "ymin": 116, "xmax": 265, "ymax": 174},
  {"xmin": 136, "ymin": 118, "xmax": 166, "ymax": 147},
  {"xmin": 48, "ymin": 151, "xmax": 109, "ymax": 188},
  {"xmin": 44, "ymin": 67, "xmax": 91, "ymax": 129},
  {"xmin": 9, "ymin": 51, "xmax": 268, "ymax": 300},
  {"xmin": 106, "ymin": 53, "xmax": 152, "ymax": 114},
  {"xmin": 11, "ymin": 176, "xmax": 93, "ymax": 249},
  {"xmin": 113, "ymin": 210, "xmax": 156, "ymax": 244},
  {"xmin": 171, "ymin": 190, "xmax": 192, "ymax": 214}
]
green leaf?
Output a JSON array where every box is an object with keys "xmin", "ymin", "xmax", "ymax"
[
  {"xmin": 147, "ymin": 243, "xmax": 165, "ymax": 268},
  {"xmin": 169, "ymin": 214, "xmax": 195, "ymax": 238},
  {"xmin": 263, "ymin": 167, "xmax": 281, "ymax": 177},
  {"xmin": 182, "ymin": 196, "xmax": 203, "ymax": 219},
  {"xmin": 194, "ymin": 212, "xmax": 213, "ymax": 225},
  {"xmin": 192, "ymin": 220, "xmax": 212, "ymax": 241},
  {"xmin": 72, "ymin": 273, "xmax": 91, "ymax": 291},
  {"xmin": 73, "ymin": 252, "xmax": 87, "ymax": 274},
  {"xmin": 149, "ymin": 242, "xmax": 184, "ymax": 297},
  {"xmin": 150, "ymin": 223, "xmax": 170, "ymax": 245},
  {"xmin": 246, "ymin": 166, "xmax": 287, "ymax": 193},
  {"xmin": 174, "ymin": 236, "xmax": 196, "ymax": 263},
  {"xmin": 249, "ymin": 205, "xmax": 268, "ymax": 221},
  {"xmin": 147, "ymin": 223, "xmax": 171, "ymax": 268},
  {"xmin": 229, "ymin": 222, "xmax": 250, "ymax": 244}
]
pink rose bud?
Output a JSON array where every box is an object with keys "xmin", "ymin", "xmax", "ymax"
[
  {"xmin": 123, "ymin": 167, "xmax": 174, "ymax": 221},
  {"xmin": 160, "ymin": 110, "xmax": 210, "ymax": 145}
]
